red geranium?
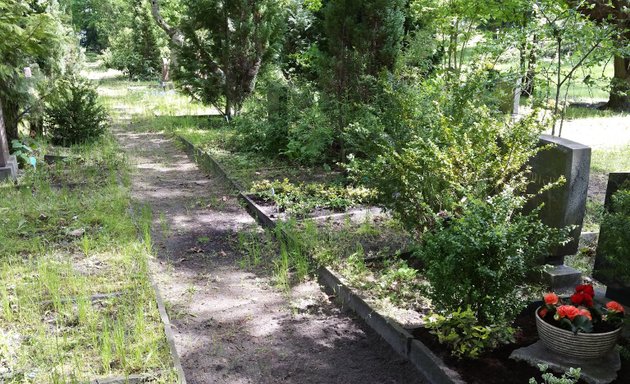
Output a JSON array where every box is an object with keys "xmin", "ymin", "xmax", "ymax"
[
  {"xmin": 578, "ymin": 308, "xmax": 592, "ymax": 321},
  {"xmin": 544, "ymin": 292, "xmax": 559, "ymax": 305},
  {"xmin": 556, "ymin": 305, "xmax": 580, "ymax": 321},
  {"xmin": 576, "ymin": 284, "xmax": 595, "ymax": 298},
  {"xmin": 539, "ymin": 307, "xmax": 549, "ymax": 318},
  {"xmin": 571, "ymin": 292, "xmax": 594, "ymax": 307},
  {"xmin": 606, "ymin": 301, "xmax": 625, "ymax": 314}
]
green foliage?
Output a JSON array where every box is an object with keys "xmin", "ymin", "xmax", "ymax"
[
  {"xmin": 417, "ymin": 189, "xmax": 566, "ymax": 328},
  {"xmin": 103, "ymin": 0, "xmax": 162, "ymax": 80},
  {"xmin": 232, "ymin": 78, "xmax": 337, "ymax": 164},
  {"xmin": 351, "ymin": 71, "xmax": 545, "ymax": 232},
  {"xmin": 249, "ymin": 178, "xmax": 375, "ymax": 216},
  {"xmin": 425, "ymin": 307, "xmax": 514, "ymax": 359},
  {"xmin": 176, "ymin": 0, "xmax": 285, "ymax": 118},
  {"xmin": 598, "ymin": 184, "xmax": 630, "ymax": 284},
  {"xmin": 529, "ymin": 364, "xmax": 581, "ymax": 384},
  {"xmin": 45, "ymin": 75, "xmax": 109, "ymax": 146},
  {"xmin": 9, "ymin": 139, "xmax": 33, "ymax": 166},
  {"xmin": 375, "ymin": 261, "xmax": 424, "ymax": 307},
  {"xmin": 0, "ymin": 0, "xmax": 66, "ymax": 140},
  {"xmin": 71, "ymin": 0, "xmax": 130, "ymax": 52},
  {"xmin": 317, "ymin": 0, "xmax": 407, "ymax": 158}
]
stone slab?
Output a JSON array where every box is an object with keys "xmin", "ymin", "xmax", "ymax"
[
  {"xmin": 510, "ymin": 341, "xmax": 621, "ymax": 384},
  {"xmin": 543, "ymin": 264, "xmax": 582, "ymax": 293},
  {"xmin": 526, "ymin": 135, "xmax": 591, "ymax": 264},
  {"xmin": 0, "ymin": 155, "xmax": 17, "ymax": 182}
]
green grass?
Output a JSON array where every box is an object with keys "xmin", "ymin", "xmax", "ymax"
[
  {"xmin": 592, "ymin": 146, "xmax": 630, "ymax": 174},
  {"xmin": 95, "ymin": 71, "xmax": 346, "ymax": 196},
  {"xmin": 0, "ymin": 136, "xmax": 176, "ymax": 383}
]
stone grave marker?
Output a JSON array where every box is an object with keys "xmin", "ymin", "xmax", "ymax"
[
  {"xmin": 593, "ymin": 172, "xmax": 630, "ymax": 306},
  {"xmin": 0, "ymin": 100, "xmax": 18, "ymax": 182},
  {"xmin": 526, "ymin": 134, "xmax": 591, "ymax": 265}
]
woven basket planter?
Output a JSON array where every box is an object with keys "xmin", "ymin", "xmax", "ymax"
[{"xmin": 536, "ymin": 307, "xmax": 622, "ymax": 359}]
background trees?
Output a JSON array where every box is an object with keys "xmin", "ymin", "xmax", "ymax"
[
  {"xmin": 0, "ymin": 0, "xmax": 66, "ymax": 142},
  {"xmin": 151, "ymin": 0, "xmax": 284, "ymax": 119}
]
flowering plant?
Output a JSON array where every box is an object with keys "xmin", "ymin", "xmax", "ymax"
[{"xmin": 538, "ymin": 284, "xmax": 625, "ymax": 335}]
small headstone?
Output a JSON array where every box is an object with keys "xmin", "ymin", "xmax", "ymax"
[
  {"xmin": 593, "ymin": 173, "xmax": 630, "ymax": 306},
  {"xmin": 0, "ymin": 101, "xmax": 18, "ymax": 182},
  {"xmin": 511, "ymin": 341, "xmax": 621, "ymax": 384},
  {"xmin": 526, "ymin": 135, "xmax": 591, "ymax": 264}
]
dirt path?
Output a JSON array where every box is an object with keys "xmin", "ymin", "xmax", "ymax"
[{"xmin": 113, "ymin": 124, "xmax": 423, "ymax": 384}]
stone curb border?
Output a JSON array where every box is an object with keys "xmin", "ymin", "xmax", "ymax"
[
  {"xmin": 176, "ymin": 135, "xmax": 464, "ymax": 384},
  {"xmin": 89, "ymin": 372, "xmax": 163, "ymax": 384},
  {"xmin": 149, "ymin": 273, "xmax": 187, "ymax": 384}
]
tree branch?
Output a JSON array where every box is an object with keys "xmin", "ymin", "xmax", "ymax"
[{"xmin": 149, "ymin": 0, "xmax": 184, "ymax": 46}]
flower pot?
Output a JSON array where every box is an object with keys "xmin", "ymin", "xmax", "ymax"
[{"xmin": 536, "ymin": 307, "xmax": 622, "ymax": 359}]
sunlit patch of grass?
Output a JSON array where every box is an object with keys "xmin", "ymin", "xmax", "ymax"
[
  {"xmin": 0, "ymin": 136, "xmax": 177, "ymax": 383},
  {"xmin": 591, "ymin": 145, "xmax": 630, "ymax": 174}
]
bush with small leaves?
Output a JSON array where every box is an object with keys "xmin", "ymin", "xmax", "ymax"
[
  {"xmin": 417, "ymin": 188, "xmax": 568, "ymax": 330},
  {"xmin": 45, "ymin": 75, "xmax": 109, "ymax": 146},
  {"xmin": 425, "ymin": 307, "xmax": 514, "ymax": 359}
]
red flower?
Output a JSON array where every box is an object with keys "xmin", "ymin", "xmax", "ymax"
[
  {"xmin": 575, "ymin": 284, "xmax": 594, "ymax": 298},
  {"xmin": 606, "ymin": 301, "xmax": 625, "ymax": 313},
  {"xmin": 544, "ymin": 292, "xmax": 559, "ymax": 305},
  {"xmin": 556, "ymin": 305, "xmax": 580, "ymax": 321},
  {"xmin": 578, "ymin": 308, "xmax": 592, "ymax": 321},
  {"xmin": 539, "ymin": 308, "xmax": 549, "ymax": 318},
  {"xmin": 570, "ymin": 292, "xmax": 594, "ymax": 307}
]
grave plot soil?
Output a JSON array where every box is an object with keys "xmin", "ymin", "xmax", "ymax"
[
  {"xmin": 411, "ymin": 304, "xmax": 629, "ymax": 384},
  {"xmin": 113, "ymin": 121, "xmax": 424, "ymax": 384}
]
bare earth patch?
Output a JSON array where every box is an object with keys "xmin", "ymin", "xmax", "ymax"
[{"xmin": 114, "ymin": 126, "xmax": 423, "ymax": 384}]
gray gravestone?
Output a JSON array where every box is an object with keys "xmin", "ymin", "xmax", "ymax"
[
  {"xmin": 526, "ymin": 134, "xmax": 591, "ymax": 264},
  {"xmin": 0, "ymin": 100, "xmax": 18, "ymax": 182},
  {"xmin": 593, "ymin": 173, "xmax": 630, "ymax": 306}
]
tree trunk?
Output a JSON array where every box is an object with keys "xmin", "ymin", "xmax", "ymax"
[
  {"xmin": 0, "ymin": 95, "xmax": 20, "ymax": 143},
  {"xmin": 522, "ymin": 36, "xmax": 538, "ymax": 97},
  {"xmin": 606, "ymin": 55, "xmax": 630, "ymax": 111}
]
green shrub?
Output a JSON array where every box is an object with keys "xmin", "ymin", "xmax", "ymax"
[
  {"xmin": 349, "ymin": 71, "xmax": 544, "ymax": 233},
  {"xmin": 417, "ymin": 189, "xmax": 567, "ymax": 328},
  {"xmin": 45, "ymin": 75, "xmax": 109, "ymax": 146},
  {"xmin": 425, "ymin": 307, "xmax": 513, "ymax": 359},
  {"xmin": 597, "ymin": 184, "xmax": 630, "ymax": 283}
]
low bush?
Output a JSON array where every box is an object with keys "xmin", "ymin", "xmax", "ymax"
[
  {"xmin": 45, "ymin": 75, "xmax": 109, "ymax": 146},
  {"xmin": 417, "ymin": 189, "xmax": 567, "ymax": 330},
  {"xmin": 425, "ymin": 307, "xmax": 514, "ymax": 359},
  {"xmin": 349, "ymin": 70, "xmax": 545, "ymax": 233}
]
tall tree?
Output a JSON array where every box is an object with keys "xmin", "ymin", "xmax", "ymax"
[
  {"xmin": 0, "ymin": 0, "xmax": 63, "ymax": 141},
  {"xmin": 576, "ymin": 0, "xmax": 630, "ymax": 110},
  {"xmin": 150, "ymin": 0, "xmax": 284, "ymax": 119},
  {"xmin": 70, "ymin": 0, "xmax": 128, "ymax": 51},
  {"xmin": 317, "ymin": 0, "xmax": 406, "ymax": 160}
]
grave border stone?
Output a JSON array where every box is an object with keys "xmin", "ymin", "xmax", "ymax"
[
  {"xmin": 0, "ymin": 100, "xmax": 18, "ymax": 182},
  {"xmin": 593, "ymin": 172, "xmax": 630, "ymax": 306}
]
